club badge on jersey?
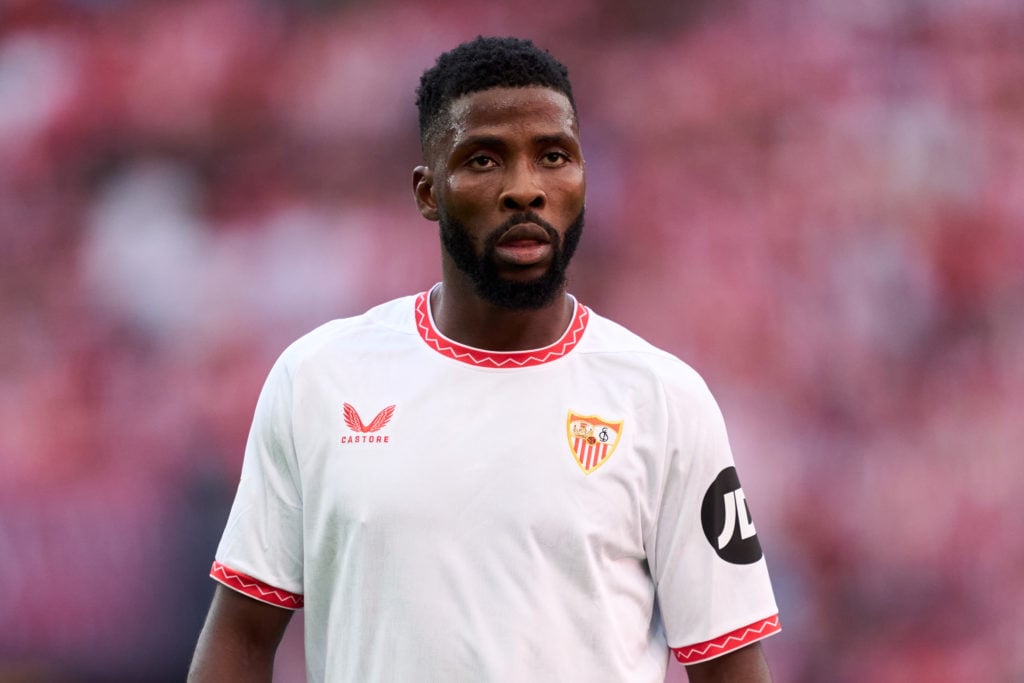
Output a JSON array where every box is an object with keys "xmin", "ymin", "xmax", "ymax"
[{"xmin": 566, "ymin": 411, "xmax": 623, "ymax": 474}]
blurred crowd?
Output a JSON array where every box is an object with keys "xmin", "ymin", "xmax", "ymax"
[{"xmin": 1, "ymin": 0, "xmax": 1022, "ymax": 681}]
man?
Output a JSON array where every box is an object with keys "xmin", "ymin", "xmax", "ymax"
[{"xmin": 189, "ymin": 36, "xmax": 780, "ymax": 682}]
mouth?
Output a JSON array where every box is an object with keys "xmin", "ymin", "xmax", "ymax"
[
  {"xmin": 494, "ymin": 223, "xmax": 554, "ymax": 267},
  {"xmin": 498, "ymin": 222, "xmax": 552, "ymax": 245}
]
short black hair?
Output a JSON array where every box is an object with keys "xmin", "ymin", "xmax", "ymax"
[{"xmin": 416, "ymin": 36, "xmax": 576, "ymax": 152}]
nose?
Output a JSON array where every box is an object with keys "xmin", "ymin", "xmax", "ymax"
[{"xmin": 500, "ymin": 162, "xmax": 546, "ymax": 211}]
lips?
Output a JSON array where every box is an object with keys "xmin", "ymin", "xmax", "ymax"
[
  {"xmin": 497, "ymin": 222, "xmax": 552, "ymax": 246},
  {"xmin": 494, "ymin": 222, "xmax": 553, "ymax": 267}
]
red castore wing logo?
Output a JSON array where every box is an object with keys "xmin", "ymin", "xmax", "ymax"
[{"xmin": 343, "ymin": 403, "xmax": 395, "ymax": 433}]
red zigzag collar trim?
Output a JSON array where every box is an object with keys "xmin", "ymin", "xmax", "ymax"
[{"xmin": 415, "ymin": 290, "xmax": 589, "ymax": 368}]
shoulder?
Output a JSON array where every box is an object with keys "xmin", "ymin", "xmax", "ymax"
[
  {"xmin": 580, "ymin": 306, "xmax": 713, "ymax": 400},
  {"xmin": 275, "ymin": 294, "xmax": 419, "ymax": 375}
]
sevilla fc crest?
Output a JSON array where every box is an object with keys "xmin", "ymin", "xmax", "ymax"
[{"xmin": 566, "ymin": 411, "xmax": 623, "ymax": 474}]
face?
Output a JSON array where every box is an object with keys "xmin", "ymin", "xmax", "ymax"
[{"xmin": 414, "ymin": 86, "xmax": 586, "ymax": 310}]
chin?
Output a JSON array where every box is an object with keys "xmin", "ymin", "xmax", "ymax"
[{"xmin": 476, "ymin": 269, "xmax": 566, "ymax": 311}]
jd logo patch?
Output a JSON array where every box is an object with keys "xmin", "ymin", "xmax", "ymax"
[{"xmin": 700, "ymin": 466, "xmax": 763, "ymax": 564}]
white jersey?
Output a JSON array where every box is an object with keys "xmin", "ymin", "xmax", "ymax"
[{"xmin": 212, "ymin": 289, "xmax": 780, "ymax": 682}]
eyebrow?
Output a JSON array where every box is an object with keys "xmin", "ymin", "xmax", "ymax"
[
  {"xmin": 533, "ymin": 133, "xmax": 578, "ymax": 149},
  {"xmin": 453, "ymin": 133, "xmax": 579, "ymax": 152},
  {"xmin": 453, "ymin": 135, "xmax": 506, "ymax": 152}
]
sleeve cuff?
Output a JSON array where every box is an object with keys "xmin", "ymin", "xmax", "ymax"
[
  {"xmin": 671, "ymin": 614, "xmax": 781, "ymax": 665},
  {"xmin": 210, "ymin": 560, "xmax": 304, "ymax": 610}
]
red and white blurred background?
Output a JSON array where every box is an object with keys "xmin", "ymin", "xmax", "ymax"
[{"xmin": 1, "ymin": 0, "xmax": 1022, "ymax": 681}]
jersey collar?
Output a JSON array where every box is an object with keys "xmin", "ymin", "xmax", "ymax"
[{"xmin": 414, "ymin": 287, "xmax": 589, "ymax": 368}]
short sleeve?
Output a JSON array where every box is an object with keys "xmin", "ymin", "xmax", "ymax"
[
  {"xmin": 648, "ymin": 372, "xmax": 779, "ymax": 664},
  {"xmin": 211, "ymin": 353, "xmax": 305, "ymax": 609}
]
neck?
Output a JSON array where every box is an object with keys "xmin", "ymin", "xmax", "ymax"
[{"xmin": 431, "ymin": 270, "xmax": 574, "ymax": 352}]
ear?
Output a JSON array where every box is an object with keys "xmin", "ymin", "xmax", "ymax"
[{"xmin": 413, "ymin": 166, "xmax": 439, "ymax": 221}]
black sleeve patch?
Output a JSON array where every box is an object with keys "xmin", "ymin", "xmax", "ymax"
[{"xmin": 700, "ymin": 466, "xmax": 763, "ymax": 564}]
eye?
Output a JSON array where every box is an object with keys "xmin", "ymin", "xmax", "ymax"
[
  {"xmin": 466, "ymin": 155, "xmax": 498, "ymax": 169},
  {"xmin": 541, "ymin": 151, "xmax": 571, "ymax": 166}
]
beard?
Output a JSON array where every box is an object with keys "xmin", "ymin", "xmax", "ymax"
[{"xmin": 438, "ymin": 207, "xmax": 584, "ymax": 311}]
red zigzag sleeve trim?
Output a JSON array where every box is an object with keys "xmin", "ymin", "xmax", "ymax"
[
  {"xmin": 671, "ymin": 615, "xmax": 781, "ymax": 665},
  {"xmin": 210, "ymin": 561, "xmax": 304, "ymax": 609}
]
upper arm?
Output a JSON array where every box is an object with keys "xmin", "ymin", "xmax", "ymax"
[
  {"xmin": 685, "ymin": 642, "xmax": 772, "ymax": 683},
  {"xmin": 188, "ymin": 584, "xmax": 295, "ymax": 682},
  {"xmin": 650, "ymin": 369, "xmax": 780, "ymax": 663}
]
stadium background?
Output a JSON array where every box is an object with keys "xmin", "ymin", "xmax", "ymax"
[{"xmin": 1, "ymin": 0, "xmax": 1022, "ymax": 681}]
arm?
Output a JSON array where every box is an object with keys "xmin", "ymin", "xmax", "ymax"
[
  {"xmin": 685, "ymin": 642, "xmax": 772, "ymax": 683},
  {"xmin": 188, "ymin": 584, "xmax": 294, "ymax": 682}
]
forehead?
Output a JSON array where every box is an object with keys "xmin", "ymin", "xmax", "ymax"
[{"xmin": 442, "ymin": 86, "xmax": 578, "ymax": 148}]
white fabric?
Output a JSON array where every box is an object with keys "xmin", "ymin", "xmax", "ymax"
[{"xmin": 214, "ymin": 291, "xmax": 778, "ymax": 682}]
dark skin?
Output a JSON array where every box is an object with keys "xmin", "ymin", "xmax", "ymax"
[
  {"xmin": 413, "ymin": 86, "xmax": 583, "ymax": 352},
  {"xmin": 188, "ymin": 584, "xmax": 292, "ymax": 681},
  {"xmin": 188, "ymin": 85, "xmax": 773, "ymax": 682}
]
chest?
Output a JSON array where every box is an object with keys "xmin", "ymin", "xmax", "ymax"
[{"xmin": 290, "ymin": 356, "xmax": 668, "ymax": 562}]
